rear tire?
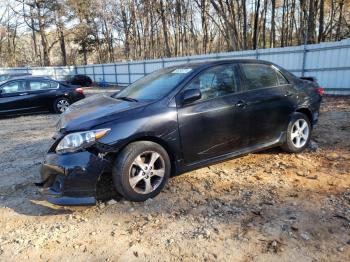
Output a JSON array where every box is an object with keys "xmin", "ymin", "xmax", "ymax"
[
  {"xmin": 281, "ymin": 112, "xmax": 311, "ymax": 153},
  {"xmin": 112, "ymin": 141, "xmax": 171, "ymax": 202},
  {"xmin": 53, "ymin": 97, "xmax": 70, "ymax": 114}
]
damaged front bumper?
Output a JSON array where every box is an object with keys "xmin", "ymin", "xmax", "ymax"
[{"xmin": 38, "ymin": 151, "xmax": 110, "ymax": 205}]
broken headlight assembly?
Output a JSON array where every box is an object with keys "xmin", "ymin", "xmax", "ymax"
[{"xmin": 56, "ymin": 128, "xmax": 111, "ymax": 154}]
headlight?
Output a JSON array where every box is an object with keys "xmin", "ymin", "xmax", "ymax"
[{"xmin": 56, "ymin": 128, "xmax": 111, "ymax": 154}]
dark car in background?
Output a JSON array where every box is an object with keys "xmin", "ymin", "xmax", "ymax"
[
  {"xmin": 0, "ymin": 73, "xmax": 32, "ymax": 82},
  {"xmin": 39, "ymin": 59, "xmax": 323, "ymax": 205},
  {"xmin": 66, "ymin": 74, "xmax": 92, "ymax": 87},
  {"xmin": 0, "ymin": 76, "xmax": 85, "ymax": 115}
]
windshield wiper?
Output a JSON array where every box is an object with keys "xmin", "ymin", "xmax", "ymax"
[{"xmin": 116, "ymin": 96, "xmax": 139, "ymax": 102}]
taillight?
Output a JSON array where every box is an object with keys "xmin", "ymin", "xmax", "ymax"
[
  {"xmin": 316, "ymin": 87, "xmax": 325, "ymax": 96},
  {"xmin": 75, "ymin": 88, "xmax": 84, "ymax": 94}
]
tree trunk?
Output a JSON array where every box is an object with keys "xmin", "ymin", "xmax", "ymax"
[
  {"xmin": 307, "ymin": 0, "xmax": 316, "ymax": 44},
  {"xmin": 318, "ymin": 0, "xmax": 324, "ymax": 42},
  {"xmin": 270, "ymin": 0, "xmax": 276, "ymax": 48},
  {"xmin": 336, "ymin": 0, "xmax": 345, "ymax": 40},
  {"xmin": 159, "ymin": 0, "xmax": 171, "ymax": 57},
  {"xmin": 242, "ymin": 0, "xmax": 247, "ymax": 49},
  {"xmin": 57, "ymin": 18, "xmax": 67, "ymax": 66},
  {"xmin": 82, "ymin": 41, "xmax": 87, "ymax": 65},
  {"xmin": 252, "ymin": 0, "xmax": 260, "ymax": 50},
  {"xmin": 37, "ymin": 5, "xmax": 50, "ymax": 66},
  {"xmin": 200, "ymin": 0, "xmax": 209, "ymax": 53},
  {"xmin": 29, "ymin": 6, "xmax": 38, "ymax": 63},
  {"xmin": 329, "ymin": 0, "xmax": 335, "ymax": 41},
  {"xmin": 289, "ymin": 0, "xmax": 296, "ymax": 45},
  {"xmin": 262, "ymin": 0, "xmax": 267, "ymax": 48},
  {"xmin": 300, "ymin": 0, "xmax": 308, "ymax": 44},
  {"xmin": 281, "ymin": 0, "xmax": 286, "ymax": 47},
  {"xmin": 121, "ymin": 3, "xmax": 130, "ymax": 59}
]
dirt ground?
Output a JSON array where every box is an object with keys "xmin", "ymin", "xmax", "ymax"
[{"xmin": 0, "ymin": 96, "xmax": 349, "ymax": 262}]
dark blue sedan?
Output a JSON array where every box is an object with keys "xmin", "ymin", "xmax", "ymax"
[{"xmin": 0, "ymin": 76, "xmax": 85, "ymax": 115}]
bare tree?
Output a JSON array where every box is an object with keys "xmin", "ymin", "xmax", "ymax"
[
  {"xmin": 318, "ymin": 0, "xmax": 325, "ymax": 42},
  {"xmin": 158, "ymin": 0, "xmax": 171, "ymax": 57},
  {"xmin": 1, "ymin": 0, "xmax": 350, "ymax": 67},
  {"xmin": 270, "ymin": 0, "xmax": 276, "ymax": 48}
]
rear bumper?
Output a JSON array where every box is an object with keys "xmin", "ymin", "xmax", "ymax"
[
  {"xmin": 39, "ymin": 151, "xmax": 109, "ymax": 205},
  {"xmin": 311, "ymin": 98, "xmax": 322, "ymax": 125},
  {"xmin": 70, "ymin": 93, "xmax": 85, "ymax": 103},
  {"xmin": 312, "ymin": 111, "xmax": 319, "ymax": 125}
]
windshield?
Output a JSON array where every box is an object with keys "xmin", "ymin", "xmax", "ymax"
[{"xmin": 113, "ymin": 67, "xmax": 193, "ymax": 101}]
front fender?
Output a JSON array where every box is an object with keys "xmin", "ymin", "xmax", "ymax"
[{"xmin": 94, "ymin": 108, "xmax": 181, "ymax": 156}]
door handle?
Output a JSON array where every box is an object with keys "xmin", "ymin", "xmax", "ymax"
[
  {"xmin": 235, "ymin": 100, "xmax": 247, "ymax": 107},
  {"xmin": 19, "ymin": 93, "xmax": 28, "ymax": 96}
]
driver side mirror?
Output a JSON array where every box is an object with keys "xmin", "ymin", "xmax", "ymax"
[{"xmin": 181, "ymin": 89, "xmax": 201, "ymax": 105}]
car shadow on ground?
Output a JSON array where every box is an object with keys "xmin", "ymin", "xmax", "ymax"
[
  {"xmin": 0, "ymin": 111, "xmax": 58, "ymax": 120},
  {"xmin": 0, "ymin": 185, "xmax": 74, "ymax": 217},
  {"xmin": 0, "ymin": 142, "xmax": 338, "ymax": 217}
]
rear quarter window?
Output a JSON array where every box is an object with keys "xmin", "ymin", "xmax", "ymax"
[{"xmin": 274, "ymin": 68, "xmax": 289, "ymax": 85}]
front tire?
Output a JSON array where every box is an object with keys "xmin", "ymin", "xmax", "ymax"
[
  {"xmin": 282, "ymin": 112, "xmax": 311, "ymax": 153},
  {"xmin": 112, "ymin": 141, "xmax": 171, "ymax": 202}
]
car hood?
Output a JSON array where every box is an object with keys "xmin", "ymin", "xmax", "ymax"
[{"xmin": 57, "ymin": 94, "xmax": 149, "ymax": 132}]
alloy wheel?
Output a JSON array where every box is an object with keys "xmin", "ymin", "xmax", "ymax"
[
  {"xmin": 128, "ymin": 151, "xmax": 165, "ymax": 194},
  {"xmin": 57, "ymin": 99, "xmax": 70, "ymax": 113},
  {"xmin": 290, "ymin": 119, "xmax": 309, "ymax": 148}
]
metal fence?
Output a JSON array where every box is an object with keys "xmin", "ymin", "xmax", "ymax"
[{"xmin": 2, "ymin": 39, "xmax": 350, "ymax": 95}]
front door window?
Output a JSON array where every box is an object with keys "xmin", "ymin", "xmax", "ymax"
[
  {"xmin": 183, "ymin": 64, "xmax": 239, "ymax": 101},
  {"xmin": 1, "ymin": 81, "xmax": 27, "ymax": 94}
]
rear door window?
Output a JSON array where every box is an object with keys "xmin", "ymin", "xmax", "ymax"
[
  {"xmin": 29, "ymin": 80, "xmax": 58, "ymax": 91},
  {"xmin": 241, "ymin": 64, "xmax": 280, "ymax": 91}
]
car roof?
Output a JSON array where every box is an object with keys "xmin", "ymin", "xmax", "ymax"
[
  {"xmin": 170, "ymin": 59, "xmax": 272, "ymax": 68},
  {"xmin": 0, "ymin": 73, "xmax": 31, "ymax": 76},
  {"xmin": 4, "ymin": 75, "xmax": 53, "ymax": 81},
  {"xmin": 161, "ymin": 59, "xmax": 277, "ymax": 72},
  {"xmin": 164, "ymin": 58, "xmax": 297, "ymax": 81}
]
